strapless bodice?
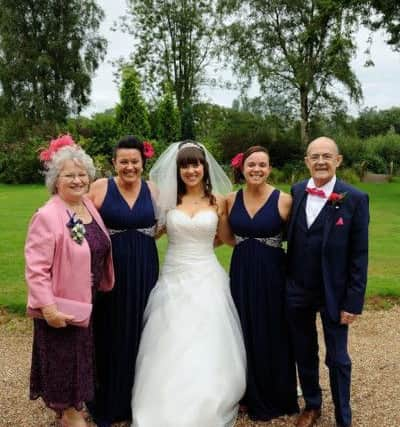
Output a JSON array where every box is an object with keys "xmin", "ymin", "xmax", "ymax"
[
  {"xmin": 167, "ymin": 208, "xmax": 217, "ymax": 247},
  {"xmin": 164, "ymin": 209, "xmax": 218, "ymax": 266}
]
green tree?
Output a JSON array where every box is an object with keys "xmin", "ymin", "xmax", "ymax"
[
  {"xmin": 115, "ymin": 66, "xmax": 150, "ymax": 139},
  {"xmin": 80, "ymin": 111, "xmax": 118, "ymax": 156},
  {"xmin": 365, "ymin": 1, "xmax": 400, "ymax": 50},
  {"xmin": 155, "ymin": 83, "xmax": 181, "ymax": 143},
  {"xmin": 356, "ymin": 107, "xmax": 400, "ymax": 138},
  {"xmin": 0, "ymin": 0, "xmax": 106, "ymax": 133},
  {"xmin": 122, "ymin": 0, "xmax": 217, "ymax": 116},
  {"xmin": 193, "ymin": 102, "xmax": 302, "ymax": 166},
  {"xmin": 219, "ymin": 0, "xmax": 362, "ymax": 147}
]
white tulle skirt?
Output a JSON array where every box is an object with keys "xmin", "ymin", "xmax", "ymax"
[{"xmin": 131, "ymin": 248, "xmax": 246, "ymax": 427}]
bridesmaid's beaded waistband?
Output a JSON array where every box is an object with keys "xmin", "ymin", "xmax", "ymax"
[
  {"xmin": 108, "ymin": 225, "xmax": 156, "ymax": 238},
  {"xmin": 234, "ymin": 233, "xmax": 282, "ymax": 248}
]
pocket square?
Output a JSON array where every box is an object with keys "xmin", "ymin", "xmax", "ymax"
[{"xmin": 336, "ymin": 217, "xmax": 344, "ymax": 226}]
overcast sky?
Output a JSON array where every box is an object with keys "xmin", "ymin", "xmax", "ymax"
[{"xmin": 83, "ymin": 0, "xmax": 400, "ymax": 116}]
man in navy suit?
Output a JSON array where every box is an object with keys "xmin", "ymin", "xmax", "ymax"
[{"xmin": 286, "ymin": 136, "xmax": 369, "ymax": 427}]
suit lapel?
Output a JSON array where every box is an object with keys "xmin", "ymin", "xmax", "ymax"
[
  {"xmin": 288, "ymin": 182, "xmax": 307, "ymax": 242},
  {"xmin": 322, "ymin": 179, "xmax": 344, "ymax": 247}
]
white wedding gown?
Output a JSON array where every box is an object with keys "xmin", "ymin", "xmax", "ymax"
[{"xmin": 131, "ymin": 209, "xmax": 246, "ymax": 427}]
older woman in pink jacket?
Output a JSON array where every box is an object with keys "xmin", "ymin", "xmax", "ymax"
[{"xmin": 25, "ymin": 136, "xmax": 114, "ymax": 427}]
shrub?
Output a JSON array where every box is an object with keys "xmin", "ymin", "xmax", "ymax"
[
  {"xmin": 366, "ymin": 134, "xmax": 400, "ymax": 174},
  {"xmin": 268, "ymin": 168, "xmax": 286, "ymax": 184},
  {"xmin": 0, "ymin": 137, "xmax": 44, "ymax": 183},
  {"xmin": 93, "ymin": 154, "xmax": 113, "ymax": 178},
  {"xmin": 84, "ymin": 112, "xmax": 119, "ymax": 157},
  {"xmin": 336, "ymin": 136, "xmax": 366, "ymax": 167},
  {"xmin": 362, "ymin": 154, "xmax": 388, "ymax": 174},
  {"xmin": 279, "ymin": 160, "xmax": 309, "ymax": 184},
  {"xmin": 201, "ymin": 137, "xmax": 224, "ymax": 163},
  {"xmin": 336, "ymin": 134, "xmax": 400, "ymax": 175},
  {"xmin": 337, "ymin": 168, "xmax": 360, "ymax": 184}
]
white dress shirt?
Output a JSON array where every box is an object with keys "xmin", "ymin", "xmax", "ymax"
[{"xmin": 305, "ymin": 176, "xmax": 336, "ymax": 228}]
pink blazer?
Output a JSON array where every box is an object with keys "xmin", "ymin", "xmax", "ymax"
[{"xmin": 25, "ymin": 194, "xmax": 114, "ymax": 309}]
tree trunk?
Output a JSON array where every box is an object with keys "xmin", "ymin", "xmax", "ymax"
[{"xmin": 300, "ymin": 89, "xmax": 310, "ymax": 150}]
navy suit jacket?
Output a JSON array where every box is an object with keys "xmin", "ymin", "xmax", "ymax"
[{"xmin": 287, "ymin": 179, "xmax": 369, "ymax": 322}]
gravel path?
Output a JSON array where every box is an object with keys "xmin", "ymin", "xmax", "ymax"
[{"xmin": 1, "ymin": 305, "xmax": 399, "ymax": 427}]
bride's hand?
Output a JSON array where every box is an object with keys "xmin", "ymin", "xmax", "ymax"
[{"xmin": 155, "ymin": 224, "xmax": 166, "ymax": 239}]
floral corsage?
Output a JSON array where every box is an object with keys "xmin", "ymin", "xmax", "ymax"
[
  {"xmin": 328, "ymin": 191, "xmax": 348, "ymax": 207},
  {"xmin": 66, "ymin": 211, "xmax": 86, "ymax": 244}
]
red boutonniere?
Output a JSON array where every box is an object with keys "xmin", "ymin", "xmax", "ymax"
[
  {"xmin": 328, "ymin": 191, "xmax": 347, "ymax": 207},
  {"xmin": 143, "ymin": 141, "xmax": 155, "ymax": 158}
]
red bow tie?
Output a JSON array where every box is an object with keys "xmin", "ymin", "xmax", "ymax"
[{"xmin": 306, "ymin": 187, "xmax": 326, "ymax": 198}]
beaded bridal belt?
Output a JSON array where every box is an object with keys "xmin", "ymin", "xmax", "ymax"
[
  {"xmin": 108, "ymin": 225, "xmax": 156, "ymax": 238},
  {"xmin": 234, "ymin": 233, "xmax": 282, "ymax": 248}
]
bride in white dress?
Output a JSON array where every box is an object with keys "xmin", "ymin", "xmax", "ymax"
[{"xmin": 131, "ymin": 141, "xmax": 246, "ymax": 427}]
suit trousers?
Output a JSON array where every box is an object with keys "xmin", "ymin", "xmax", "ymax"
[{"xmin": 287, "ymin": 295, "xmax": 352, "ymax": 427}]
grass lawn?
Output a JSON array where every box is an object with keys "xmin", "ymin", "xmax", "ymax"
[{"xmin": 1, "ymin": 180, "xmax": 399, "ymax": 313}]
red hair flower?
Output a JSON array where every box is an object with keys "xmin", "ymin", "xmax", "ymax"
[
  {"xmin": 143, "ymin": 141, "xmax": 155, "ymax": 158},
  {"xmin": 231, "ymin": 152, "xmax": 244, "ymax": 169},
  {"xmin": 39, "ymin": 134, "xmax": 76, "ymax": 162}
]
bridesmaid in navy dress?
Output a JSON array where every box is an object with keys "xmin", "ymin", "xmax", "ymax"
[
  {"xmin": 88, "ymin": 136, "xmax": 159, "ymax": 427},
  {"xmin": 226, "ymin": 146, "xmax": 299, "ymax": 421}
]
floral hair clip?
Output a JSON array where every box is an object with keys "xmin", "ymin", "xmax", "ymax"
[
  {"xmin": 143, "ymin": 141, "xmax": 155, "ymax": 158},
  {"xmin": 231, "ymin": 152, "xmax": 244, "ymax": 170},
  {"xmin": 66, "ymin": 211, "xmax": 86, "ymax": 244},
  {"xmin": 39, "ymin": 134, "xmax": 76, "ymax": 162}
]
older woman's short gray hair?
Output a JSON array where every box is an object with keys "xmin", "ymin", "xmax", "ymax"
[{"xmin": 44, "ymin": 146, "xmax": 96, "ymax": 194}]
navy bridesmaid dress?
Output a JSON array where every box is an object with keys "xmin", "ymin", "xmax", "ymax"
[
  {"xmin": 229, "ymin": 188, "xmax": 299, "ymax": 421},
  {"xmin": 89, "ymin": 178, "xmax": 159, "ymax": 426}
]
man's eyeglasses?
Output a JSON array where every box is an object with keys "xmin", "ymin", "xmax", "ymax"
[{"xmin": 307, "ymin": 153, "xmax": 336, "ymax": 162}]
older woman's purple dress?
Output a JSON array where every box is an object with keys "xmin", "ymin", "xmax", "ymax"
[{"xmin": 30, "ymin": 220, "xmax": 110, "ymax": 413}]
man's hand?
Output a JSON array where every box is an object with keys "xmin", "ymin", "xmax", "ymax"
[
  {"xmin": 340, "ymin": 310, "xmax": 358, "ymax": 325},
  {"xmin": 41, "ymin": 304, "xmax": 75, "ymax": 328}
]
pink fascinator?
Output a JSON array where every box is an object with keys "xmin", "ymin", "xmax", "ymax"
[
  {"xmin": 39, "ymin": 134, "xmax": 76, "ymax": 162},
  {"xmin": 143, "ymin": 141, "xmax": 155, "ymax": 159},
  {"xmin": 231, "ymin": 152, "xmax": 244, "ymax": 169}
]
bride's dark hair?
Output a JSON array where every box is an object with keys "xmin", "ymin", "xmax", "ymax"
[{"xmin": 176, "ymin": 141, "xmax": 215, "ymax": 206}]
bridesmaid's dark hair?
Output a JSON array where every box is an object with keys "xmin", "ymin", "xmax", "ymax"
[
  {"xmin": 112, "ymin": 135, "xmax": 147, "ymax": 167},
  {"xmin": 234, "ymin": 145, "xmax": 270, "ymax": 184},
  {"xmin": 176, "ymin": 140, "xmax": 215, "ymax": 206}
]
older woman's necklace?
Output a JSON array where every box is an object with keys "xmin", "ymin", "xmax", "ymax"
[{"xmin": 63, "ymin": 201, "xmax": 88, "ymax": 221}]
